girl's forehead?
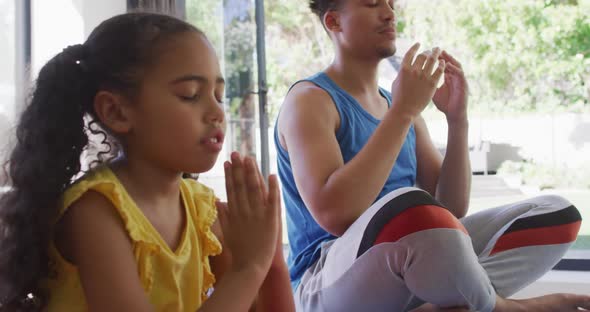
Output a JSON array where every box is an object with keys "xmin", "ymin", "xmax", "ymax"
[{"xmin": 150, "ymin": 33, "xmax": 222, "ymax": 80}]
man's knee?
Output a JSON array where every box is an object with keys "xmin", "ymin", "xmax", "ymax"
[
  {"xmin": 490, "ymin": 195, "xmax": 582, "ymax": 255},
  {"xmin": 536, "ymin": 194, "xmax": 574, "ymax": 210},
  {"xmin": 356, "ymin": 189, "xmax": 467, "ymax": 258}
]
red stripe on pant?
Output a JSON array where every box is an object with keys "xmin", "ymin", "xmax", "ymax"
[
  {"xmin": 490, "ymin": 220, "xmax": 582, "ymax": 256},
  {"xmin": 374, "ymin": 205, "xmax": 467, "ymax": 245}
]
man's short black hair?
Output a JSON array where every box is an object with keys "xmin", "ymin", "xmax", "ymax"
[{"xmin": 309, "ymin": 0, "xmax": 341, "ymax": 23}]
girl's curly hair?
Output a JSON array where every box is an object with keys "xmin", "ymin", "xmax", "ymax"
[{"xmin": 0, "ymin": 12, "xmax": 199, "ymax": 311}]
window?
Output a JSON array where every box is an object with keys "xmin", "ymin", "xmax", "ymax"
[
  {"xmin": 0, "ymin": 0, "xmax": 17, "ymax": 175},
  {"xmin": 395, "ymin": 0, "xmax": 590, "ymax": 268},
  {"xmin": 188, "ymin": 1, "xmax": 590, "ymax": 271},
  {"xmin": 186, "ymin": 0, "xmax": 260, "ymax": 201}
]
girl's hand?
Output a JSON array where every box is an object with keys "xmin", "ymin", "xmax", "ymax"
[
  {"xmin": 252, "ymin": 161, "xmax": 285, "ymax": 269},
  {"xmin": 219, "ymin": 152, "xmax": 280, "ymax": 277}
]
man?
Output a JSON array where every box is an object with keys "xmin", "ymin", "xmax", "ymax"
[{"xmin": 274, "ymin": 0, "xmax": 588, "ymax": 311}]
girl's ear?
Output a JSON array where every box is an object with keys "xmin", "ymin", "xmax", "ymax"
[
  {"xmin": 324, "ymin": 11, "xmax": 341, "ymax": 32},
  {"xmin": 93, "ymin": 91, "xmax": 133, "ymax": 134}
]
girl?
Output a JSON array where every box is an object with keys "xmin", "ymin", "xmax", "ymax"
[{"xmin": 0, "ymin": 12, "xmax": 294, "ymax": 312}]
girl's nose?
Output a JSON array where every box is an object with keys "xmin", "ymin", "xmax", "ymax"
[{"xmin": 207, "ymin": 99, "xmax": 225, "ymax": 125}]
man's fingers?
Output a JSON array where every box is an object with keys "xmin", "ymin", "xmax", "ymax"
[
  {"xmin": 440, "ymin": 50, "xmax": 462, "ymax": 69},
  {"xmin": 402, "ymin": 42, "xmax": 421, "ymax": 68},
  {"xmin": 432, "ymin": 60, "xmax": 446, "ymax": 84},
  {"xmin": 444, "ymin": 62, "xmax": 463, "ymax": 75},
  {"xmin": 423, "ymin": 47, "xmax": 442, "ymax": 75},
  {"xmin": 571, "ymin": 294, "xmax": 590, "ymax": 309},
  {"xmin": 413, "ymin": 52, "xmax": 429, "ymax": 70}
]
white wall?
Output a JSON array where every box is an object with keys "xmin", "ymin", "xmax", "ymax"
[
  {"xmin": 426, "ymin": 113, "xmax": 590, "ymax": 170},
  {"xmin": 0, "ymin": 0, "xmax": 16, "ymax": 124},
  {"xmin": 32, "ymin": 0, "xmax": 125, "ymax": 75},
  {"xmin": 79, "ymin": 0, "xmax": 126, "ymax": 38}
]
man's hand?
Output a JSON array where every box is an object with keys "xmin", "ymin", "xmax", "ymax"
[
  {"xmin": 432, "ymin": 50, "xmax": 469, "ymax": 123},
  {"xmin": 390, "ymin": 43, "xmax": 446, "ymax": 120}
]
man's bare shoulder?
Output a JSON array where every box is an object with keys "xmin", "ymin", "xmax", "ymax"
[
  {"xmin": 278, "ymin": 81, "xmax": 340, "ymax": 148},
  {"xmin": 281, "ymin": 81, "xmax": 338, "ymax": 122},
  {"xmin": 285, "ymin": 81, "xmax": 332, "ymax": 106}
]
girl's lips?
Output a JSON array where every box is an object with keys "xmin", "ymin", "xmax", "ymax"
[{"xmin": 201, "ymin": 129, "xmax": 225, "ymax": 152}]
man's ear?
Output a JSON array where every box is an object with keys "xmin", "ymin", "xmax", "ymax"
[
  {"xmin": 324, "ymin": 11, "xmax": 341, "ymax": 32},
  {"xmin": 93, "ymin": 91, "xmax": 133, "ymax": 134}
]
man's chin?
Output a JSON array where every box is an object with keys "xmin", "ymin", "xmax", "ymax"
[{"xmin": 377, "ymin": 46, "xmax": 397, "ymax": 59}]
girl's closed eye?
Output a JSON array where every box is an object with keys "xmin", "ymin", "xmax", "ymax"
[
  {"xmin": 179, "ymin": 93, "xmax": 200, "ymax": 101},
  {"xmin": 215, "ymin": 92, "xmax": 225, "ymax": 105},
  {"xmin": 363, "ymin": 0, "xmax": 378, "ymax": 7},
  {"xmin": 175, "ymin": 83, "xmax": 200, "ymax": 101}
]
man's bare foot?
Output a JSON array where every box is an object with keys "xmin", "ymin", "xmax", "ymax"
[
  {"xmin": 411, "ymin": 303, "xmax": 468, "ymax": 312},
  {"xmin": 412, "ymin": 294, "xmax": 590, "ymax": 312},
  {"xmin": 495, "ymin": 293, "xmax": 590, "ymax": 312}
]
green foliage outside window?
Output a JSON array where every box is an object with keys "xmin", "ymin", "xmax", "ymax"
[
  {"xmin": 400, "ymin": 0, "xmax": 590, "ymax": 114},
  {"xmin": 188, "ymin": 0, "xmax": 589, "ymax": 118}
]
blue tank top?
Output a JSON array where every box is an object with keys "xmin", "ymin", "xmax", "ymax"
[{"xmin": 274, "ymin": 72, "xmax": 417, "ymax": 290}]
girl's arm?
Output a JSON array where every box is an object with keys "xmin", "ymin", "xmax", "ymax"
[
  {"xmin": 253, "ymin": 235, "xmax": 295, "ymax": 312},
  {"xmin": 209, "ymin": 216, "xmax": 294, "ymax": 312},
  {"xmin": 57, "ymin": 191, "xmax": 154, "ymax": 312},
  {"xmin": 206, "ymin": 154, "xmax": 295, "ymax": 312},
  {"xmin": 204, "ymin": 218, "xmax": 266, "ymax": 312},
  {"xmin": 200, "ymin": 154, "xmax": 283, "ymax": 311},
  {"xmin": 250, "ymin": 160, "xmax": 295, "ymax": 312},
  {"xmin": 199, "ymin": 264, "xmax": 268, "ymax": 312}
]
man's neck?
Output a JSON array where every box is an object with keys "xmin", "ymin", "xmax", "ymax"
[{"xmin": 325, "ymin": 51, "xmax": 383, "ymax": 96}]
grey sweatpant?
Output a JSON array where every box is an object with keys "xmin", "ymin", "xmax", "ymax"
[{"xmin": 294, "ymin": 187, "xmax": 582, "ymax": 312}]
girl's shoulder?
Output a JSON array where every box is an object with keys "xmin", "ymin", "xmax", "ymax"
[
  {"xmin": 58, "ymin": 166, "xmax": 148, "ymax": 242},
  {"xmin": 60, "ymin": 166, "xmax": 121, "ymax": 216}
]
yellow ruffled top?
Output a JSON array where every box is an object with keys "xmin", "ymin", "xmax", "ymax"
[{"xmin": 44, "ymin": 166, "xmax": 222, "ymax": 311}]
